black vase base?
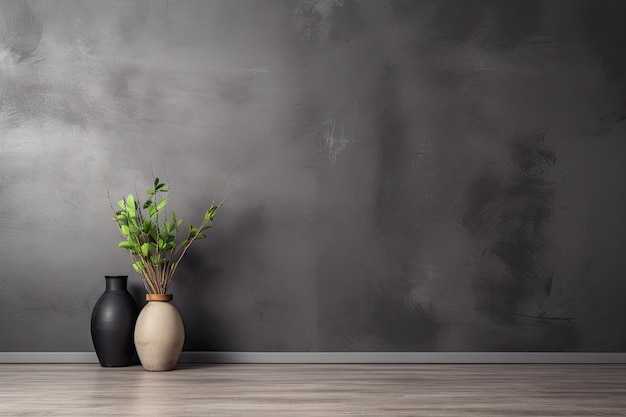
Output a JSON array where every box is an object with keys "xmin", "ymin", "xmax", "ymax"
[
  {"xmin": 99, "ymin": 362, "xmax": 132, "ymax": 368},
  {"xmin": 96, "ymin": 353, "xmax": 134, "ymax": 367}
]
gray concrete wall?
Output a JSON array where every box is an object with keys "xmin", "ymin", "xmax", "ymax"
[{"xmin": 1, "ymin": 0, "xmax": 625, "ymax": 352}]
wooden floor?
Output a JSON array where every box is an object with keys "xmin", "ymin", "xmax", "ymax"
[{"xmin": 1, "ymin": 364, "xmax": 626, "ymax": 416}]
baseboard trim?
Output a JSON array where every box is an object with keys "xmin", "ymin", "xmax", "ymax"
[
  {"xmin": 1, "ymin": 352, "xmax": 626, "ymax": 364},
  {"xmin": 0, "ymin": 352, "xmax": 99, "ymax": 364}
]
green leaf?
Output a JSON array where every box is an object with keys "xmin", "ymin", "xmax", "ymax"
[
  {"xmin": 120, "ymin": 225, "xmax": 130, "ymax": 236},
  {"xmin": 118, "ymin": 241, "xmax": 133, "ymax": 249},
  {"xmin": 154, "ymin": 177, "xmax": 160, "ymax": 187},
  {"xmin": 141, "ymin": 243, "xmax": 150, "ymax": 257},
  {"xmin": 156, "ymin": 198, "xmax": 167, "ymax": 211},
  {"xmin": 143, "ymin": 199, "xmax": 153, "ymax": 209},
  {"xmin": 160, "ymin": 187, "xmax": 169, "ymax": 192},
  {"xmin": 201, "ymin": 223, "xmax": 213, "ymax": 231},
  {"xmin": 118, "ymin": 200, "xmax": 126, "ymax": 210},
  {"xmin": 146, "ymin": 188, "xmax": 155, "ymax": 195},
  {"xmin": 181, "ymin": 238, "xmax": 188, "ymax": 246},
  {"xmin": 142, "ymin": 219, "xmax": 151, "ymax": 233},
  {"xmin": 132, "ymin": 261, "xmax": 144, "ymax": 273},
  {"xmin": 149, "ymin": 228, "xmax": 158, "ymax": 241},
  {"xmin": 126, "ymin": 194, "xmax": 135, "ymax": 210},
  {"xmin": 149, "ymin": 206, "xmax": 158, "ymax": 218},
  {"xmin": 177, "ymin": 219, "xmax": 183, "ymax": 228},
  {"xmin": 196, "ymin": 233, "xmax": 206, "ymax": 239}
]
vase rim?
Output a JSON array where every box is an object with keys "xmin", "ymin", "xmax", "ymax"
[
  {"xmin": 146, "ymin": 294, "xmax": 173, "ymax": 302},
  {"xmin": 104, "ymin": 275, "xmax": 128, "ymax": 279}
]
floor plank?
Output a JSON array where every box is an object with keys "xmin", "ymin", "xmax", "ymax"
[{"xmin": 1, "ymin": 364, "xmax": 625, "ymax": 416}]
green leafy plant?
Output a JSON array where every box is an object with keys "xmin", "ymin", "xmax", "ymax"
[{"xmin": 106, "ymin": 177, "xmax": 226, "ymax": 294}]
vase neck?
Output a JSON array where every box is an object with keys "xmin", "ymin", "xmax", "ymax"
[
  {"xmin": 105, "ymin": 276, "xmax": 128, "ymax": 291},
  {"xmin": 146, "ymin": 294, "xmax": 173, "ymax": 302}
]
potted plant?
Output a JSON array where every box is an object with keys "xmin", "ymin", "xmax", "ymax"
[{"xmin": 107, "ymin": 176, "xmax": 225, "ymax": 371}]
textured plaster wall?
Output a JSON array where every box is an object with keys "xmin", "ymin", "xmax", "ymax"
[{"xmin": 1, "ymin": 0, "xmax": 626, "ymax": 352}]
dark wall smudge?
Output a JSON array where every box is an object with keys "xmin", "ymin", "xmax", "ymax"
[
  {"xmin": 462, "ymin": 131, "xmax": 575, "ymax": 349},
  {"xmin": 464, "ymin": 131, "xmax": 556, "ymax": 309},
  {"xmin": 2, "ymin": 1, "xmax": 43, "ymax": 57}
]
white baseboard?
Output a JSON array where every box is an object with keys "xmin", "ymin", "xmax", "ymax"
[{"xmin": 1, "ymin": 352, "xmax": 625, "ymax": 364}]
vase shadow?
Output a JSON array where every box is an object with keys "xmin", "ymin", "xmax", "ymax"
[{"xmin": 172, "ymin": 204, "xmax": 267, "ymax": 352}]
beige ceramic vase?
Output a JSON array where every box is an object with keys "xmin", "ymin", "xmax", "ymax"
[{"xmin": 134, "ymin": 294, "xmax": 185, "ymax": 371}]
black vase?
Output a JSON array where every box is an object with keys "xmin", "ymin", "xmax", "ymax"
[{"xmin": 91, "ymin": 275, "xmax": 139, "ymax": 367}]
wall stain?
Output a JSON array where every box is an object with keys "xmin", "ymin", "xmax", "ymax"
[
  {"xmin": 463, "ymin": 131, "xmax": 558, "ymax": 319},
  {"xmin": 2, "ymin": 1, "xmax": 43, "ymax": 58},
  {"xmin": 317, "ymin": 117, "xmax": 351, "ymax": 161}
]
